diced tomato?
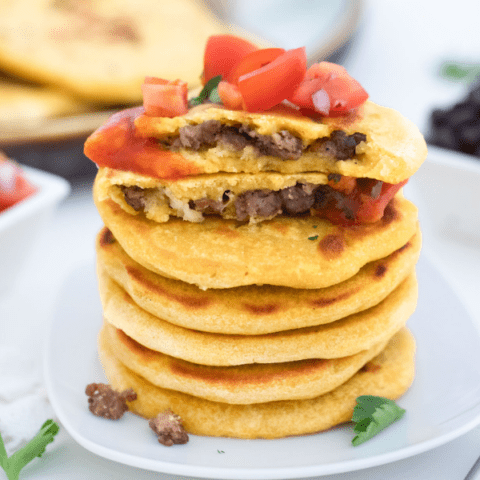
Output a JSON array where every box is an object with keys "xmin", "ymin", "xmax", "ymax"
[
  {"xmin": 217, "ymin": 81, "xmax": 244, "ymax": 110},
  {"xmin": 84, "ymin": 107, "xmax": 200, "ymax": 180},
  {"xmin": 327, "ymin": 174, "xmax": 357, "ymax": 195},
  {"xmin": 313, "ymin": 176, "xmax": 408, "ymax": 226},
  {"xmin": 202, "ymin": 35, "xmax": 258, "ymax": 85},
  {"xmin": 0, "ymin": 174, "xmax": 37, "ymax": 212},
  {"xmin": 141, "ymin": 77, "xmax": 188, "ymax": 117},
  {"xmin": 290, "ymin": 62, "xmax": 368, "ymax": 116},
  {"xmin": 226, "ymin": 48, "xmax": 286, "ymax": 84},
  {"xmin": 238, "ymin": 47, "xmax": 307, "ymax": 112},
  {"xmin": 355, "ymin": 179, "xmax": 408, "ymax": 223}
]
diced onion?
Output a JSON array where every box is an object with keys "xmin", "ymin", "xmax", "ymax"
[
  {"xmin": 0, "ymin": 162, "xmax": 18, "ymax": 192},
  {"xmin": 312, "ymin": 89, "xmax": 330, "ymax": 115}
]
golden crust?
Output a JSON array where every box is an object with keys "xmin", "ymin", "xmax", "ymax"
[
  {"xmin": 99, "ymin": 271, "xmax": 418, "ymax": 366},
  {"xmin": 98, "ymin": 327, "xmax": 416, "ymax": 439},
  {"xmin": 102, "ymin": 322, "xmax": 389, "ymax": 404},
  {"xmin": 94, "ymin": 178, "xmax": 419, "ymax": 289},
  {"xmin": 96, "ymin": 225, "xmax": 421, "ymax": 334}
]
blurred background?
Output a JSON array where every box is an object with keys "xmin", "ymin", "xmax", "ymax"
[{"xmin": 1, "ymin": 1, "xmax": 480, "ymax": 478}]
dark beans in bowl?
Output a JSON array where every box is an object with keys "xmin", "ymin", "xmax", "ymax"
[{"xmin": 427, "ymin": 81, "xmax": 480, "ymax": 156}]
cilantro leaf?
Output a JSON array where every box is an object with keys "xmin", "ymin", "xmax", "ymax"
[
  {"xmin": 440, "ymin": 62, "xmax": 480, "ymax": 84},
  {"xmin": 208, "ymin": 86, "xmax": 221, "ymax": 104},
  {"xmin": 189, "ymin": 75, "xmax": 222, "ymax": 106},
  {"xmin": 0, "ymin": 420, "xmax": 60, "ymax": 480},
  {"xmin": 351, "ymin": 396, "xmax": 405, "ymax": 446}
]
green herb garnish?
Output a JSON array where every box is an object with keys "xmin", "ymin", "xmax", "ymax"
[
  {"xmin": 208, "ymin": 86, "xmax": 221, "ymax": 104},
  {"xmin": 217, "ymin": 449, "xmax": 225, "ymax": 454},
  {"xmin": 351, "ymin": 396, "xmax": 405, "ymax": 446},
  {"xmin": 190, "ymin": 75, "xmax": 222, "ymax": 106},
  {"xmin": 440, "ymin": 62, "xmax": 480, "ymax": 84},
  {"xmin": 308, "ymin": 235, "xmax": 319, "ymax": 241},
  {"xmin": 0, "ymin": 420, "xmax": 60, "ymax": 480}
]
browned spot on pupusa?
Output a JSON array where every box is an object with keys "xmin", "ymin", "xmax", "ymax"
[
  {"xmin": 381, "ymin": 199, "xmax": 400, "ymax": 225},
  {"xmin": 309, "ymin": 287, "xmax": 360, "ymax": 308},
  {"xmin": 115, "ymin": 328, "xmax": 157, "ymax": 361},
  {"xmin": 99, "ymin": 227, "xmax": 115, "ymax": 246},
  {"xmin": 374, "ymin": 264, "xmax": 387, "ymax": 278},
  {"xmin": 395, "ymin": 240, "xmax": 412, "ymax": 255},
  {"xmin": 360, "ymin": 362, "xmax": 381, "ymax": 373},
  {"xmin": 213, "ymin": 225, "xmax": 241, "ymax": 238},
  {"xmin": 125, "ymin": 266, "xmax": 212, "ymax": 309},
  {"xmin": 169, "ymin": 357, "xmax": 330, "ymax": 385},
  {"xmin": 318, "ymin": 234, "xmax": 345, "ymax": 259},
  {"xmin": 122, "ymin": 291, "xmax": 136, "ymax": 305},
  {"xmin": 372, "ymin": 239, "xmax": 413, "ymax": 273},
  {"xmin": 272, "ymin": 223, "xmax": 289, "ymax": 235},
  {"xmin": 242, "ymin": 303, "xmax": 280, "ymax": 315}
]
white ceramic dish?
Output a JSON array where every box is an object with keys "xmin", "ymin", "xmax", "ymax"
[
  {"xmin": 407, "ymin": 145, "xmax": 480, "ymax": 246},
  {"xmin": 44, "ymin": 255, "xmax": 480, "ymax": 479},
  {"xmin": 0, "ymin": 166, "xmax": 70, "ymax": 293}
]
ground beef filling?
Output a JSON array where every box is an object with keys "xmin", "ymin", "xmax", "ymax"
[
  {"xmin": 122, "ymin": 178, "xmax": 384, "ymax": 223},
  {"xmin": 159, "ymin": 120, "xmax": 366, "ymax": 161}
]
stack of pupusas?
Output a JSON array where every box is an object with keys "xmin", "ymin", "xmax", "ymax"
[{"xmin": 85, "ymin": 36, "xmax": 427, "ymax": 439}]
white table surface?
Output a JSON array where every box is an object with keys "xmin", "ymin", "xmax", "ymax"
[{"xmin": 2, "ymin": 0, "xmax": 480, "ymax": 478}]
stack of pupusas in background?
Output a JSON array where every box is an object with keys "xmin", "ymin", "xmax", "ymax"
[{"xmin": 84, "ymin": 38, "xmax": 427, "ymax": 439}]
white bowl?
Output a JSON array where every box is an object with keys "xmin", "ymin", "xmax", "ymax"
[
  {"xmin": 0, "ymin": 166, "xmax": 70, "ymax": 293},
  {"xmin": 406, "ymin": 145, "xmax": 480, "ymax": 247}
]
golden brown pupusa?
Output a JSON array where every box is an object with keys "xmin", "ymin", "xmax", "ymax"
[
  {"xmin": 94, "ymin": 182, "xmax": 419, "ymax": 289},
  {"xmin": 98, "ymin": 327, "xmax": 416, "ymax": 439},
  {"xmin": 96, "ymin": 225, "xmax": 421, "ymax": 334}
]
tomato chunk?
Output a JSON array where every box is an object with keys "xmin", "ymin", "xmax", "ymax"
[
  {"xmin": 84, "ymin": 107, "xmax": 199, "ymax": 180},
  {"xmin": 202, "ymin": 35, "xmax": 258, "ymax": 85},
  {"xmin": 314, "ymin": 176, "xmax": 407, "ymax": 226},
  {"xmin": 141, "ymin": 77, "xmax": 188, "ymax": 117},
  {"xmin": 355, "ymin": 179, "xmax": 408, "ymax": 223},
  {"xmin": 0, "ymin": 171, "xmax": 37, "ymax": 212},
  {"xmin": 327, "ymin": 174, "xmax": 357, "ymax": 195},
  {"xmin": 290, "ymin": 61, "xmax": 368, "ymax": 116},
  {"xmin": 238, "ymin": 47, "xmax": 307, "ymax": 112},
  {"xmin": 217, "ymin": 81, "xmax": 244, "ymax": 110},
  {"xmin": 226, "ymin": 48, "xmax": 285, "ymax": 84}
]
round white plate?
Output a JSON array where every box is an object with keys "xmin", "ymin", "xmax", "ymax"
[{"xmin": 44, "ymin": 254, "xmax": 480, "ymax": 479}]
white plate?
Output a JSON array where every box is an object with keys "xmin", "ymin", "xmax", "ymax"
[
  {"xmin": 44, "ymin": 255, "xmax": 480, "ymax": 479},
  {"xmin": 408, "ymin": 145, "xmax": 480, "ymax": 246}
]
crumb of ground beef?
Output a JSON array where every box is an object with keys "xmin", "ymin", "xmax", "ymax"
[
  {"xmin": 149, "ymin": 410, "xmax": 189, "ymax": 446},
  {"xmin": 85, "ymin": 383, "xmax": 137, "ymax": 420}
]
